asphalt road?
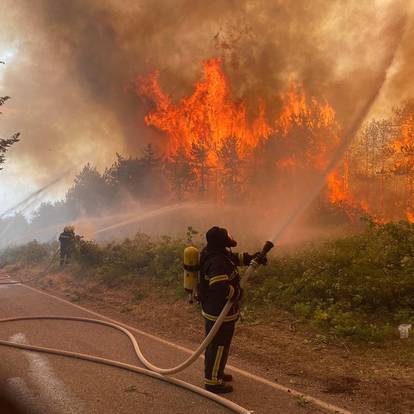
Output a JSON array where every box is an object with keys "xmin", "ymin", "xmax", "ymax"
[{"xmin": 0, "ymin": 278, "xmax": 343, "ymax": 414}]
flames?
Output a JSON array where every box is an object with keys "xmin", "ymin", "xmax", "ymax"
[
  {"xmin": 327, "ymin": 169, "xmax": 348, "ymax": 204},
  {"xmin": 138, "ymin": 60, "xmax": 339, "ymax": 169},
  {"xmin": 137, "ymin": 58, "xmax": 342, "ymax": 201},
  {"xmin": 137, "ymin": 59, "xmax": 272, "ymax": 159},
  {"xmin": 135, "ymin": 58, "xmax": 414, "ymax": 222},
  {"xmin": 393, "ymin": 112, "xmax": 414, "ymax": 222}
]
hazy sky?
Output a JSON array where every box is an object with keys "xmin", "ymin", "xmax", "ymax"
[{"xmin": 0, "ymin": 0, "xmax": 412, "ymax": 216}]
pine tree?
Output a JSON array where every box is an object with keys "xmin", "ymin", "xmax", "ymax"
[
  {"xmin": 66, "ymin": 163, "xmax": 110, "ymax": 215},
  {"xmin": 166, "ymin": 148, "xmax": 195, "ymax": 201},
  {"xmin": 190, "ymin": 142, "xmax": 210, "ymax": 197},
  {"xmin": 217, "ymin": 137, "xmax": 243, "ymax": 201}
]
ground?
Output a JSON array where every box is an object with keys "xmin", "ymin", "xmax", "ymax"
[{"xmin": 7, "ymin": 263, "xmax": 414, "ymax": 414}]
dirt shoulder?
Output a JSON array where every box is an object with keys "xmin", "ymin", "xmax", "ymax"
[{"xmin": 8, "ymin": 263, "xmax": 414, "ymax": 414}]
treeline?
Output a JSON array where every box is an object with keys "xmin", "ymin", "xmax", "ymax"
[
  {"xmin": 2, "ymin": 100, "xmax": 414, "ymax": 247},
  {"xmin": 344, "ymin": 100, "xmax": 414, "ymax": 221},
  {"xmin": 0, "ymin": 145, "xmax": 164, "ymax": 245}
]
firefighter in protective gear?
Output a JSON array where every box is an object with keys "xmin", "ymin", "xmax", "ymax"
[
  {"xmin": 199, "ymin": 226, "xmax": 266, "ymax": 394},
  {"xmin": 59, "ymin": 226, "xmax": 76, "ymax": 266}
]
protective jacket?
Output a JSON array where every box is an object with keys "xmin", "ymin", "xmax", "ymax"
[
  {"xmin": 199, "ymin": 247, "xmax": 252, "ymax": 323},
  {"xmin": 59, "ymin": 231, "xmax": 75, "ymax": 247}
]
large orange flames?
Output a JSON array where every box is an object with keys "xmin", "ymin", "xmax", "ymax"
[
  {"xmin": 138, "ymin": 59, "xmax": 272, "ymax": 159},
  {"xmin": 137, "ymin": 59, "xmax": 379, "ymax": 216},
  {"xmin": 138, "ymin": 58, "xmax": 344, "ymax": 198}
]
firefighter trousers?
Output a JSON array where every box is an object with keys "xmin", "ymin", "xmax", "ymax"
[
  {"xmin": 60, "ymin": 245, "xmax": 71, "ymax": 265},
  {"xmin": 204, "ymin": 319, "xmax": 235, "ymax": 385}
]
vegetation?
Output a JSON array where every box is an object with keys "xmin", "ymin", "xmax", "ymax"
[
  {"xmin": 0, "ymin": 70, "xmax": 20, "ymax": 169},
  {"xmin": 249, "ymin": 219, "xmax": 414, "ymax": 341},
  {"xmin": 2, "ymin": 94, "xmax": 414, "ymax": 244},
  {"xmin": 2, "ymin": 221, "xmax": 413, "ymax": 342},
  {"xmin": 0, "ymin": 240, "xmax": 54, "ymax": 265}
]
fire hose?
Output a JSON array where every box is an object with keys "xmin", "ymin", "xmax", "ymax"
[
  {"xmin": 0, "ymin": 249, "xmax": 60, "ymax": 285},
  {"xmin": 0, "ymin": 242, "xmax": 273, "ymax": 414}
]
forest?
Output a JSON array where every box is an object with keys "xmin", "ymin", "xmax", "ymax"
[{"xmin": 1, "ymin": 61, "xmax": 414, "ymax": 245}]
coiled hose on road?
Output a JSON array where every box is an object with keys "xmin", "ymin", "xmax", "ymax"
[{"xmin": 0, "ymin": 260, "xmax": 264, "ymax": 414}]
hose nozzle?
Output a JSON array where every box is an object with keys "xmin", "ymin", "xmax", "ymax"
[
  {"xmin": 261, "ymin": 240, "xmax": 274, "ymax": 256},
  {"xmin": 250, "ymin": 240, "xmax": 274, "ymax": 268}
]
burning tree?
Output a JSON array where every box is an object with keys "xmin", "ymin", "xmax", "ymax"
[
  {"xmin": 137, "ymin": 58, "xmax": 341, "ymax": 208},
  {"xmin": 217, "ymin": 137, "xmax": 243, "ymax": 202},
  {"xmin": 166, "ymin": 147, "xmax": 196, "ymax": 201},
  {"xmin": 327, "ymin": 100, "xmax": 414, "ymax": 223},
  {"xmin": 389, "ymin": 105, "xmax": 414, "ymax": 220}
]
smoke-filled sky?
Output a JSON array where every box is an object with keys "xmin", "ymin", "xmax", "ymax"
[{"xmin": 0, "ymin": 0, "xmax": 412, "ymax": 214}]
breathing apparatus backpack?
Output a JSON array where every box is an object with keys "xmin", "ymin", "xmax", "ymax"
[{"xmin": 183, "ymin": 246, "xmax": 201, "ymax": 304}]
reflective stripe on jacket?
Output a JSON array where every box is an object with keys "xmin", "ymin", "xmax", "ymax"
[{"xmin": 199, "ymin": 248, "xmax": 251, "ymax": 322}]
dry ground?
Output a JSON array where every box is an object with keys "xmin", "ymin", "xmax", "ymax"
[{"xmin": 7, "ymin": 263, "xmax": 414, "ymax": 414}]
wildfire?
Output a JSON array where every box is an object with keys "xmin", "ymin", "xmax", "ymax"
[
  {"xmin": 138, "ymin": 59, "xmax": 272, "ymax": 160},
  {"xmin": 137, "ymin": 58, "xmax": 342, "ymax": 202},
  {"xmin": 327, "ymin": 170, "xmax": 348, "ymax": 204}
]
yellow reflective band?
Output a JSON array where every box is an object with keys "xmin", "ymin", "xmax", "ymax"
[
  {"xmin": 209, "ymin": 275, "xmax": 229, "ymax": 285},
  {"xmin": 212, "ymin": 346, "xmax": 224, "ymax": 382},
  {"xmin": 202, "ymin": 310, "xmax": 240, "ymax": 322},
  {"xmin": 238, "ymin": 253, "xmax": 244, "ymax": 266},
  {"xmin": 202, "ymin": 311, "xmax": 218, "ymax": 321},
  {"xmin": 223, "ymin": 312, "xmax": 239, "ymax": 322},
  {"xmin": 204, "ymin": 378, "xmax": 223, "ymax": 385}
]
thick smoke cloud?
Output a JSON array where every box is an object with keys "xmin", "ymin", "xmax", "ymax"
[{"xmin": 0, "ymin": 0, "xmax": 411, "ymax": 189}]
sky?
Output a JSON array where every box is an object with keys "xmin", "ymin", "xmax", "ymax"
[{"xmin": 0, "ymin": 0, "xmax": 413, "ymax": 217}]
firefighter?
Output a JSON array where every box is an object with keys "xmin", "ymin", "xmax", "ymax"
[
  {"xmin": 199, "ymin": 226, "xmax": 266, "ymax": 394},
  {"xmin": 58, "ymin": 225, "xmax": 76, "ymax": 266}
]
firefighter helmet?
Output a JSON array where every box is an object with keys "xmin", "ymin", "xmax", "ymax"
[{"xmin": 206, "ymin": 226, "xmax": 237, "ymax": 248}]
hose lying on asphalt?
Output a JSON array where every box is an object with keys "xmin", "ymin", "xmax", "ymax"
[
  {"xmin": 1, "ymin": 260, "xmax": 260, "ymax": 375},
  {"xmin": 0, "ymin": 315, "xmax": 251, "ymax": 414},
  {"xmin": 0, "ymin": 274, "xmax": 20, "ymax": 285},
  {"xmin": 0, "ymin": 263, "xmax": 262, "ymax": 414}
]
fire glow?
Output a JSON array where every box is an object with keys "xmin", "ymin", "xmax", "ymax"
[
  {"xmin": 138, "ymin": 59, "xmax": 343, "ymax": 195},
  {"xmin": 136, "ymin": 58, "xmax": 413, "ymax": 222}
]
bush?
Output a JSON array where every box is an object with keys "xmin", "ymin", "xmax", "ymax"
[
  {"xmin": 249, "ymin": 220, "xmax": 414, "ymax": 341},
  {"xmin": 0, "ymin": 240, "xmax": 54, "ymax": 266},
  {"xmin": 76, "ymin": 232, "xmax": 186, "ymax": 288},
  {"xmin": 3, "ymin": 221, "xmax": 414, "ymax": 342}
]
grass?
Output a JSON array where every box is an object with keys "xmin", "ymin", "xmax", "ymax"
[{"xmin": 1, "ymin": 221, "xmax": 414, "ymax": 342}]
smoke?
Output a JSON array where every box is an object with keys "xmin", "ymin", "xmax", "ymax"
[{"xmin": 0, "ymin": 0, "xmax": 411, "ymax": 189}]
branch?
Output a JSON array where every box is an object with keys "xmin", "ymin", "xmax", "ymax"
[
  {"xmin": 0, "ymin": 132, "xmax": 20, "ymax": 169},
  {"xmin": 0, "ymin": 96, "xmax": 11, "ymax": 106}
]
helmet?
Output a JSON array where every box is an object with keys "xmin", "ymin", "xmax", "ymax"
[
  {"xmin": 206, "ymin": 226, "xmax": 237, "ymax": 249},
  {"xmin": 64, "ymin": 225, "xmax": 75, "ymax": 233}
]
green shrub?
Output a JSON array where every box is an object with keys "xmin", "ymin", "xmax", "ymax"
[
  {"xmin": 0, "ymin": 240, "xmax": 54, "ymax": 265},
  {"xmin": 3, "ymin": 221, "xmax": 414, "ymax": 342},
  {"xmin": 249, "ymin": 220, "xmax": 414, "ymax": 341},
  {"xmin": 76, "ymin": 240, "xmax": 104, "ymax": 267}
]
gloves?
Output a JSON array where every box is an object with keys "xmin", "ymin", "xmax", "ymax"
[{"xmin": 252, "ymin": 252, "xmax": 268, "ymax": 266}]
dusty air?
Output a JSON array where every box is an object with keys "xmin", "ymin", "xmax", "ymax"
[{"xmin": 0, "ymin": 1, "xmax": 413, "ymax": 413}]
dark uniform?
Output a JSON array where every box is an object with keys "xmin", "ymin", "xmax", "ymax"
[
  {"xmin": 199, "ymin": 226, "xmax": 259, "ymax": 394},
  {"xmin": 59, "ymin": 227, "xmax": 75, "ymax": 266}
]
